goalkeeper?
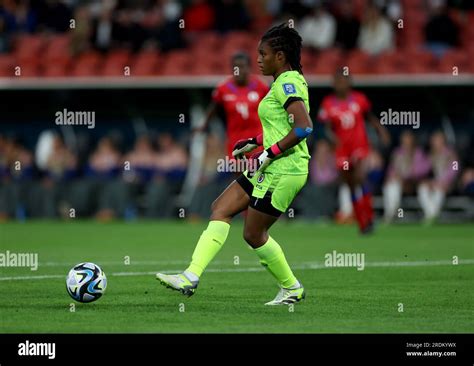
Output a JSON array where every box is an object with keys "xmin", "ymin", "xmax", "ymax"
[{"xmin": 156, "ymin": 23, "xmax": 313, "ymax": 305}]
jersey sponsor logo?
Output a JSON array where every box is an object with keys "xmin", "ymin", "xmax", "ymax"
[
  {"xmin": 282, "ymin": 83, "xmax": 296, "ymax": 95},
  {"xmin": 223, "ymin": 94, "xmax": 237, "ymax": 101}
]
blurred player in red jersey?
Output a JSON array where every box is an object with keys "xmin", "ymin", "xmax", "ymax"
[
  {"xmin": 318, "ymin": 70, "xmax": 390, "ymax": 234},
  {"xmin": 194, "ymin": 52, "xmax": 269, "ymax": 159}
]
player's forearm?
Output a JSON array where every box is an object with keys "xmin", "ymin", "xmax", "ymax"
[
  {"xmin": 276, "ymin": 101, "xmax": 313, "ymax": 152},
  {"xmin": 324, "ymin": 124, "xmax": 338, "ymax": 145},
  {"xmin": 276, "ymin": 123, "xmax": 313, "ymax": 152},
  {"xmin": 197, "ymin": 102, "xmax": 217, "ymax": 131},
  {"xmin": 368, "ymin": 113, "xmax": 390, "ymax": 145},
  {"xmin": 368, "ymin": 113, "xmax": 384, "ymax": 135}
]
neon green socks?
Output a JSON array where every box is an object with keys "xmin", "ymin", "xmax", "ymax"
[
  {"xmin": 186, "ymin": 220, "xmax": 230, "ymax": 278},
  {"xmin": 254, "ymin": 236, "xmax": 298, "ymax": 289},
  {"xmin": 185, "ymin": 222, "xmax": 297, "ymax": 289}
]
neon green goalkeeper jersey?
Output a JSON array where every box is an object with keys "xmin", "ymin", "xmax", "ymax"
[{"xmin": 257, "ymin": 70, "xmax": 310, "ymax": 175}]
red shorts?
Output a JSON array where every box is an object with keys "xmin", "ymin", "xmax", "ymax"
[{"xmin": 335, "ymin": 144, "xmax": 369, "ymax": 170}]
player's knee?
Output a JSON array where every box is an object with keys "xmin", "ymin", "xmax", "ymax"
[
  {"xmin": 210, "ymin": 200, "xmax": 229, "ymax": 221},
  {"xmin": 243, "ymin": 228, "xmax": 267, "ymax": 248}
]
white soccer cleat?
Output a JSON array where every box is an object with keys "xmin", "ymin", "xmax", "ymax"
[
  {"xmin": 156, "ymin": 272, "xmax": 199, "ymax": 297},
  {"xmin": 265, "ymin": 283, "xmax": 306, "ymax": 306}
]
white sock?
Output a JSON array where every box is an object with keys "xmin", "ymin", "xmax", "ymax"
[
  {"xmin": 339, "ymin": 184, "xmax": 353, "ymax": 216},
  {"xmin": 183, "ymin": 270, "xmax": 199, "ymax": 282},
  {"xmin": 383, "ymin": 180, "xmax": 401, "ymax": 220},
  {"xmin": 431, "ymin": 188, "xmax": 445, "ymax": 218},
  {"xmin": 288, "ymin": 280, "xmax": 301, "ymax": 289},
  {"xmin": 418, "ymin": 183, "xmax": 432, "ymax": 219}
]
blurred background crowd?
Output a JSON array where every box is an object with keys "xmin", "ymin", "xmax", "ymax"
[
  {"xmin": 1, "ymin": 126, "xmax": 473, "ymax": 222},
  {"xmin": 1, "ymin": 0, "xmax": 474, "ymax": 76}
]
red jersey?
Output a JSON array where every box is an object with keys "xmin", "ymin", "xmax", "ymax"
[
  {"xmin": 212, "ymin": 76, "xmax": 269, "ymax": 157},
  {"xmin": 318, "ymin": 91, "xmax": 372, "ymax": 167}
]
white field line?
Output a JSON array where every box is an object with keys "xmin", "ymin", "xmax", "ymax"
[
  {"xmin": 0, "ymin": 259, "xmax": 473, "ymax": 281},
  {"xmin": 36, "ymin": 258, "xmax": 474, "ymax": 267},
  {"xmin": 39, "ymin": 260, "xmax": 227, "ymax": 267}
]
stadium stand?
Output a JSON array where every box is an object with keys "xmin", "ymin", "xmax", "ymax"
[{"xmin": 0, "ymin": 0, "xmax": 473, "ymax": 76}]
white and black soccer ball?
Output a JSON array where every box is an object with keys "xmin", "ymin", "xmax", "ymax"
[{"xmin": 66, "ymin": 262, "xmax": 107, "ymax": 303}]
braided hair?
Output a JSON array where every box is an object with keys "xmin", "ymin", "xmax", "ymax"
[{"xmin": 261, "ymin": 23, "xmax": 303, "ymax": 74}]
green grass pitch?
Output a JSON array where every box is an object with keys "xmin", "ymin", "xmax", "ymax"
[{"xmin": 0, "ymin": 220, "xmax": 473, "ymax": 333}]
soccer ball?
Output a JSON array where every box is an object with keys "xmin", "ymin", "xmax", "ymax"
[{"xmin": 66, "ymin": 262, "xmax": 107, "ymax": 303}]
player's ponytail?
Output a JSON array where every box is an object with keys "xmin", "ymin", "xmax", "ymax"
[{"xmin": 261, "ymin": 23, "xmax": 303, "ymax": 74}]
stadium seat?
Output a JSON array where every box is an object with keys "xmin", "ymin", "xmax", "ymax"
[
  {"xmin": 14, "ymin": 34, "xmax": 45, "ymax": 63},
  {"xmin": 161, "ymin": 50, "xmax": 192, "ymax": 75},
  {"xmin": 224, "ymin": 31, "xmax": 253, "ymax": 48},
  {"xmin": 373, "ymin": 52, "xmax": 407, "ymax": 74},
  {"xmin": 131, "ymin": 50, "xmax": 160, "ymax": 76},
  {"xmin": 402, "ymin": 49, "xmax": 437, "ymax": 73},
  {"xmin": 300, "ymin": 49, "xmax": 314, "ymax": 72},
  {"xmin": 16, "ymin": 63, "xmax": 41, "ymax": 77},
  {"xmin": 102, "ymin": 50, "xmax": 131, "ymax": 76},
  {"xmin": 42, "ymin": 37, "xmax": 72, "ymax": 74},
  {"xmin": 345, "ymin": 50, "xmax": 371, "ymax": 74},
  {"xmin": 194, "ymin": 32, "xmax": 221, "ymax": 51},
  {"xmin": 70, "ymin": 51, "xmax": 103, "ymax": 76},
  {"xmin": 0, "ymin": 55, "xmax": 15, "ymax": 77},
  {"xmin": 437, "ymin": 49, "xmax": 469, "ymax": 73},
  {"xmin": 42, "ymin": 64, "xmax": 69, "ymax": 77},
  {"xmin": 313, "ymin": 48, "xmax": 343, "ymax": 74},
  {"xmin": 189, "ymin": 62, "xmax": 223, "ymax": 75}
]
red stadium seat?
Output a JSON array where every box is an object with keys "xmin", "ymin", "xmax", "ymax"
[
  {"xmin": 131, "ymin": 50, "xmax": 160, "ymax": 76},
  {"xmin": 14, "ymin": 34, "xmax": 45, "ymax": 63},
  {"xmin": 102, "ymin": 50, "xmax": 131, "ymax": 76},
  {"xmin": 42, "ymin": 35, "xmax": 72, "ymax": 71},
  {"xmin": 189, "ymin": 62, "xmax": 219, "ymax": 75},
  {"xmin": 313, "ymin": 48, "xmax": 343, "ymax": 74},
  {"xmin": 224, "ymin": 31, "xmax": 253, "ymax": 47},
  {"xmin": 402, "ymin": 49, "xmax": 436, "ymax": 73},
  {"xmin": 42, "ymin": 64, "xmax": 69, "ymax": 77},
  {"xmin": 345, "ymin": 50, "xmax": 371, "ymax": 74},
  {"xmin": 373, "ymin": 52, "xmax": 407, "ymax": 74},
  {"xmin": 16, "ymin": 62, "xmax": 41, "ymax": 77},
  {"xmin": 300, "ymin": 49, "xmax": 314, "ymax": 73},
  {"xmin": 161, "ymin": 50, "xmax": 192, "ymax": 75},
  {"xmin": 0, "ymin": 55, "xmax": 15, "ymax": 77},
  {"xmin": 437, "ymin": 49, "xmax": 469, "ymax": 74},
  {"xmin": 70, "ymin": 51, "xmax": 103, "ymax": 76},
  {"xmin": 194, "ymin": 32, "xmax": 221, "ymax": 51}
]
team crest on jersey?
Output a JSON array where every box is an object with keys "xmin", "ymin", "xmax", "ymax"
[
  {"xmin": 350, "ymin": 102, "xmax": 360, "ymax": 112},
  {"xmin": 257, "ymin": 173, "xmax": 265, "ymax": 183},
  {"xmin": 282, "ymin": 83, "xmax": 296, "ymax": 95}
]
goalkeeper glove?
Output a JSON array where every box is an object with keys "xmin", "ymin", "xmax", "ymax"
[
  {"xmin": 247, "ymin": 143, "xmax": 283, "ymax": 177},
  {"xmin": 232, "ymin": 134, "xmax": 263, "ymax": 159}
]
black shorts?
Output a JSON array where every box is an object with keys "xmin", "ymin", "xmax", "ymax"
[{"xmin": 236, "ymin": 173, "xmax": 283, "ymax": 217}]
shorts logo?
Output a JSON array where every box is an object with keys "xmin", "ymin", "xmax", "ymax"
[
  {"xmin": 257, "ymin": 173, "xmax": 265, "ymax": 183},
  {"xmin": 282, "ymin": 83, "xmax": 296, "ymax": 95}
]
